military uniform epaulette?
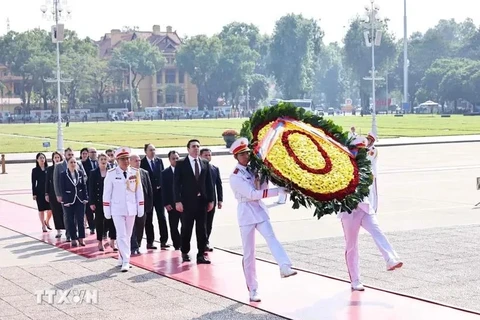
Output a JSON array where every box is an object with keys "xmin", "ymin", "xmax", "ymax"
[
  {"xmin": 233, "ymin": 168, "xmax": 239, "ymax": 174},
  {"xmin": 108, "ymin": 167, "xmax": 116, "ymax": 172}
]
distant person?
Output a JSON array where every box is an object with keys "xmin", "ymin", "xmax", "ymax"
[
  {"xmin": 31, "ymin": 152, "xmax": 51, "ymax": 232},
  {"xmin": 339, "ymin": 133, "xmax": 402, "ymax": 291},
  {"xmin": 89, "ymin": 153, "xmax": 117, "ymax": 252},
  {"xmin": 140, "ymin": 143, "xmax": 167, "ymax": 249},
  {"xmin": 103, "ymin": 147, "xmax": 145, "ymax": 272},
  {"xmin": 174, "ymin": 139, "xmax": 215, "ymax": 264},
  {"xmin": 228, "ymin": 137, "xmax": 297, "ymax": 302},
  {"xmin": 161, "ymin": 151, "xmax": 182, "ymax": 250},
  {"xmin": 129, "ymin": 154, "xmax": 153, "ymax": 255},
  {"xmin": 60, "ymin": 157, "xmax": 89, "ymax": 247},
  {"xmin": 53, "ymin": 147, "xmax": 87, "ymax": 242},
  {"xmin": 45, "ymin": 152, "xmax": 65, "ymax": 238},
  {"xmin": 199, "ymin": 148, "xmax": 223, "ymax": 251},
  {"xmin": 348, "ymin": 126, "xmax": 357, "ymax": 139}
]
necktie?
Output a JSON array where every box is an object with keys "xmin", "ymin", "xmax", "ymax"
[
  {"xmin": 151, "ymin": 160, "xmax": 155, "ymax": 171},
  {"xmin": 194, "ymin": 159, "xmax": 200, "ymax": 180},
  {"xmin": 123, "ymin": 171, "xmax": 127, "ymax": 179}
]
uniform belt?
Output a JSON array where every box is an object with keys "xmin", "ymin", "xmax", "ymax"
[{"xmin": 239, "ymin": 197, "xmax": 256, "ymax": 203}]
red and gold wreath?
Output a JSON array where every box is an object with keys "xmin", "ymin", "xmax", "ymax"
[{"xmin": 240, "ymin": 102, "xmax": 372, "ymax": 218}]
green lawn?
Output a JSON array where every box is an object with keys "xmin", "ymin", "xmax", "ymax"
[{"xmin": 0, "ymin": 115, "xmax": 479, "ymax": 153}]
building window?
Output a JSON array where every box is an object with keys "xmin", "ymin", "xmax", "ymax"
[
  {"xmin": 157, "ymin": 90, "xmax": 163, "ymax": 104},
  {"xmin": 165, "ymin": 93, "xmax": 176, "ymax": 104},
  {"xmin": 179, "ymin": 94, "xmax": 185, "ymax": 103},
  {"xmin": 156, "ymin": 72, "xmax": 163, "ymax": 84},
  {"xmin": 178, "ymin": 70, "xmax": 185, "ymax": 83},
  {"xmin": 165, "ymin": 69, "xmax": 176, "ymax": 83}
]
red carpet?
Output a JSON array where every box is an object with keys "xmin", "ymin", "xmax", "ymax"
[{"xmin": 1, "ymin": 196, "xmax": 479, "ymax": 320}]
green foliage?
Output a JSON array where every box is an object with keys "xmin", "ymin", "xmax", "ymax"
[
  {"xmin": 269, "ymin": 14, "xmax": 324, "ymax": 99},
  {"xmin": 240, "ymin": 102, "xmax": 372, "ymax": 219}
]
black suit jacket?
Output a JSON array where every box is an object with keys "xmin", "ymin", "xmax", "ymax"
[
  {"xmin": 211, "ymin": 165, "xmax": 223, "ymax": 204},
  {"xmin": 88, "ymin": 167, "xmax": 105, "ymax": 206},
  {"xmin": 82, "ymin": 159, "xmax": 97, "ymax": 179},
  {"xmin": 173, "ymin": 156, "xmax": 214, "ymax": 207},
  {"xmin": 60, "ymin": 170, "xmax": 88, "ymax": 205},
  {"xmin": 140, "ymin": 156, "xmax": 164, "ymax": 192},
  {"xmin": 161, "ymin": 167, "xmax": 175, "ymax": 208},
  {"xmin": 139, "ymin": 168, "xmax": 154, "ymax": 213}
]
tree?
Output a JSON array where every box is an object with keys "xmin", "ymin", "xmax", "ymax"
[
  {"xmin": 343, "ymin": 18, "xmax": 397, "ymax": 111},
  {"xmin": 109, "ymin": 38, "xmax": 166, "ymax": 110},
  {"xmin": 176, "ymin": 35, "xmax": 222, "ymax": 108},
  {"xmin": 269, "ymin": 14, "xmax": 324, "ymax": 98},
  {"xmin": 314, "ymin": 43, "xmax": 345, "ymax": 107},
  {"xmin": 0, "ymin": 29, "xmax": 50, "ymax": 111},
  {"xmin": 214, "ymin": 35, "xmax": 259, "ymax": 108}
]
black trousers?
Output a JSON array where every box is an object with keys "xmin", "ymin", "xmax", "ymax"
[
  {"xmin": 206, "ymin": 206, "xmax": 216, "ymax": 245},
  {"xmin": 145, "ymin": 190, "xmax": 168, "ymax": 245},
  {"xmin": 85, "ymin": 205, "xmax": 95, "ymax": 231},
  {"xmin": 181, "ymin": 197, "xmax": 207, "ymax": 257},
  {"xmin": 167, "ymin": 208, "xmax": 181, "ymax": 249},
  {"xmin": 130, "ymin": 214, "xmax": 146, "ymax": 251},
  {"xmin": 94, "ymin": 205, "xmax": 116, "ymax": 241}
]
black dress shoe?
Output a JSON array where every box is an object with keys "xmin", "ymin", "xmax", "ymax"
[
  {"xmin": 205, "ymin": 245, "xmax": 213, "ymax": 252},
  {"xmin": 147, "ymin": 244, "xmax": 157, "ymax": 250},
  {"xmin": 182, "ymin": 254, "xmax": 191, "ymax": 262},
  {"xmin": 197, "ymin": 256, "xmax": 211, "ymax": 264},
  {"xmin": 161, "ymin": 243, "xmax": 170, "ymax": 249}
]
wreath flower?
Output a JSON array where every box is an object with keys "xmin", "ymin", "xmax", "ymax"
[{"xmin": 240, "ymin": 102, "xmax": 373, "ymax": 219}]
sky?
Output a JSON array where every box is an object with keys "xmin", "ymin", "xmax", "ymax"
[{"xmin": 0, "ymin": 0, "xmax": 479, "ymax": 44}]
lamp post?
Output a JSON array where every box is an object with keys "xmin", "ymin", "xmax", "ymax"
[
  {"xmin": 361, "ymin": 0, "xmax": 382, "ymax": 137},
  {"xmin": 403, "ymin": 0, "xmax": 409, "ymax": 113},
  {"xmin": 41, "ymin": 0, "xmax": 71, "ymax": 153}
]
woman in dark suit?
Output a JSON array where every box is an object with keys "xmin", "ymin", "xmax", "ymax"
[
  {"xmin": 88, "ymin": 153, "xmax": 117, "ymax": 252},
  {"xmin": 31, "ymin": 152, "xmax": 51, "ymax": 232},
  {"xmin": 45, "ymin": 151, "xmax": 65, "ymax": 238},
  {"xmin": 60, "ymin": 157, "xmax": 89, "ymax": 247}
]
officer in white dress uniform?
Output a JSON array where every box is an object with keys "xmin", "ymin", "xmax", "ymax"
[
  {"xmin": 103, "ymin": 147, "xmax": 144, "ymax": 272},
  {"xmin": 339, "ymin": 133, "xmax": 403, "ymax": 291},
  {"xmin": 229, "ymin": 137, "xmax": 297, "ymax": 302}
]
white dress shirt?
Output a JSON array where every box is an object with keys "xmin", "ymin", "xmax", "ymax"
[{"xmin": 187, "ymin": 155, "xmax": 201, "ymax": 175}]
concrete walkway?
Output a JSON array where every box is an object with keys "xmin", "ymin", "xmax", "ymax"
[
  {"xmin": 3, "ymin": 134, "xmax": 480, "ymax": 164},
  {"xmin": 0, "ymin": 226, "xmax": 280, "ymax": 319}
]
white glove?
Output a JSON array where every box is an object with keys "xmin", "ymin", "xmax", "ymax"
[
  {"xmin": 104, "ymin": 213, "xmax": 111, "ymax": 219},
  {"xmin": 137, "ymin": 211, "xmax": 144, "ymax": 218},
  {"xmin": 279, "ymin": 188, "xmax": 290, "ymax": 195}
]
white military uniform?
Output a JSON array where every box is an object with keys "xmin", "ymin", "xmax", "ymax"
[
  {"xmin": 103, "ymin": 148, "xmax": 144, "ymax": 272},
  {"xmin": 339, "ymin": 134, "xmax": 402, "ymax": 290},
  {"xmin": 228, "ymin": 137, "xmax": 296, "ymax": 302}
]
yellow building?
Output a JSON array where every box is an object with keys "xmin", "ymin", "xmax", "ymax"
[
  {"xmin": 97, "ymin": 25, "xmax": 198, "ymax": 109},
  {"xmin": 0, "ymin": 64, "xmax": 23, "ymax": 113}
]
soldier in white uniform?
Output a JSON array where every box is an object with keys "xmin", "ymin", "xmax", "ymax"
[
  {"xmin": 339, "ymin": 133, "xmax": 403, "ymax": 291},
  {"xmin": 229, "ymin": 137, "xmax": 297, "ymax": 302},
  {"xmin": 103, "ymin": 147, "xmax": 144, "ymax": 272}
]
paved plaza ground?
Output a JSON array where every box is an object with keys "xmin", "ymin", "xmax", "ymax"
[{"xmin": 0, "ymin": 142, "xmax": 479, "ymax": 318}]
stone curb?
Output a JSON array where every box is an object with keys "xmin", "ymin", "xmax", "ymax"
[{"xmin": 2, "ymin": 139, "xmax": 480, "ymax": 164}]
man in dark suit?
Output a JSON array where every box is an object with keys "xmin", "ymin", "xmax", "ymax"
[
  {"xmin": 200, "ymin": 148, "xmax": 223, "ymax": 251},
  {"xmin": 129, "ymin": 154, "xmax": 153, "ymax": 255},
  {"xmin": 161, "ymin": 150, "xmax": 181, "ymax": 250},
  {"xmin": 140, "ymin": 143, "xmax": 168, "ymax": 249},
  {"xmin": 174, "ymin": 139, "xmax": 214, "ymax": 264}
]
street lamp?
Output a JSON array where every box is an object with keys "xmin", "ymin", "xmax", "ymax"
[
  {"xmin": 41, "ymin": 0, "xmax": 72, "ymax": 153},
  {"xmin": 361, "ymin": 0, "xmax": 382, "ymax": 137},
  {"xmin": 403, "ymin": 0, "xmax": 409, "ymax": 113}
]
